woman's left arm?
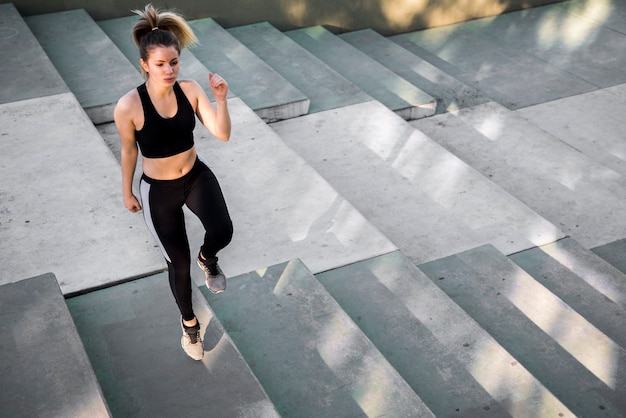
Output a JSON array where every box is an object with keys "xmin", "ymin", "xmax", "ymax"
[{"xmin": 187, "ymin": 74, "xmax": 231, "ymax": 142}]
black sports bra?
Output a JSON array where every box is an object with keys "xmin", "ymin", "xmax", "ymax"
[{"xmin": 135, "ymin": 82, "xmax": 196, "ymax": 158}]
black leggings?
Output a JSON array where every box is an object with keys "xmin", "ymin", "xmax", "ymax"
[{"xmin": 139, "ymin": 157, "xmax": 233, "ymax": 321}]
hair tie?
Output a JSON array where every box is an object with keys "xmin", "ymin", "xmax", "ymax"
[{"xmin": 152, "ymin": 26, "xmax": 159, "ymax": 31}]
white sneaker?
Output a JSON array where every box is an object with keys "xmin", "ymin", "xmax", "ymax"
[{"xmin": 180, "ymin": 318, "xmax": 203, "ymax": 360}]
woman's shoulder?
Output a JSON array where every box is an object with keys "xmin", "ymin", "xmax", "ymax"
[{"xmin": 114, "ymin": 88, "xmax": 142, "ymax": 123}]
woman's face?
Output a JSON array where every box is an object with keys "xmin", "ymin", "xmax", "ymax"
[{"xmin": 141, "ymin": 45, "xmax": 180, "ymax": 86}]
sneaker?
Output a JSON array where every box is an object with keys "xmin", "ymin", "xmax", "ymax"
[
  {"xmin": 197, "ymin": 253, "xmax": 226, "ymax": 294},
  {"xmin": 181, "ymin": 318, "xmax": 203, "ymax": 360}
]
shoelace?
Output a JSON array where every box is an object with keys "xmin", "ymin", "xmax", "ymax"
[{"xmin": 187, "ymin": 330, "xmax": 200, "ymax": 344}]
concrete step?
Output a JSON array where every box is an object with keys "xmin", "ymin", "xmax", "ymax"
[
  {"xmin": 510, "ymin": 238, "xmax": 626, "ymax": 349},
  {"xmin": 98, "ymin": 15, "xmax": 234, "ymax": 99},
  {"xmin": 0, "ymin": 273, "xmax": 111, "ymax": 417},
  {"xmin": 24, "ymin": 9, "xmax": 143, "ymax": 124},
  {"xmin": 0, "ymin": 93, "xmax": 163, "ymax": 295},
  {"xmin": 517, "ymin": 83, "xmax": 626, "ymax": 177},
  {"xmin": 188, "ymin": 18, "xmax": 309, "ymax": 122},
  {"xmin": 66, "ymin": 272, "xmax": 279, "ymax": 417},
  {"xmin": 411, "ymin": 101, "xmax": 626, "ymax": 250},
  {"xmin": 419, "ymin": 244, "xmax": 626, "ymax": 417},
  {"xmin": 592, "ymin": 238, "xmax": 626, "ymax": 276},
  {"xmin": 98, "ymin": 97, "xmax": 396, "ymax": 282},
  {"xmin": 271, "ymin": 100, "xmax": 563, "ymax": 266},
  {"xmin": 317, "ymin": 251, "xmax": 573, "ymax": 417},
  {"xmin": 340, "ymin": 28, "xmax": 488, "ymax": 114},
  {"xmin": 0, "ymin": 3, "xmax": 68, "ymax": 105},
  {"xmin": 201, "ymin": 258, "xmax": 435, "ymax": 417},
  {"xmin": 390, "ymin": 9, "xmax": 597, "ymax": 110},
  {"xmin": 285, "ymin": 26, "xmax": 436, "ymax": 120},
  {"xmin": 228, "ymin": 21, "xmax": 371, "ymax": 113}
]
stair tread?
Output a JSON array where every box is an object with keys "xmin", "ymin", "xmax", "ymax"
[
  {"xmin": 340, "ymin": 28, "xmax": 488, "ymax": 114},
  {"xmin": 419, "ymin": 245, "xmax": 626, "ymax": 416},
  {"xmin": 202, "ymin": 259, "xmax": 435, "ymax": 417},
  {"xmin": 67, "ymin": 272, "xmax": 280, "ymax": 417},
  {"xmin": 412, "ymin": 101, "xmax": 626, "ymax": 249},
  {"xmin": 228, "ymin": 21, "xmax": 370, "ymax": 113},
  {"xmin": 188, "ymin": 18, "xmax": 309, "ymax": 121},
  {"xmin": 510, "ymin": 237, "xmax": 626, "ymax": 348},
  {"xmin": 0, "ymin": 3, "xmax": 68, "ymax": 105},
  {"xmin": 286, "ymin": 26, "xmax": 436, "ymax": 120},
  {"xmin": 24, "ymin": 9, "xmax": 142, "ymax": 123},
  {"xmin": 272, "ymin": 101, "xmax": 562, "ymax": 265},
  {"xmin": 0, "ymin": 273, "xmax": 111, "ymax": 418},
  {"xmin": 317, "ymin": 251, "xmax": 573, "ymax": 417}
]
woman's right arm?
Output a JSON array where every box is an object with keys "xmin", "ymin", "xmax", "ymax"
[{"xmin": 114, "ymin": 93, "xmax": 143, "ymax": 213}]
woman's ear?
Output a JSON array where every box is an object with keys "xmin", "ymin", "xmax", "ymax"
[{"xmin": 140, "ymin": 58, "xmax": 149, "ymax": 74}]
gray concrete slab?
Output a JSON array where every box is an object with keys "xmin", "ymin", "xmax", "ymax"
[
  {"xmin": 412, "ymin": 101, "xmax": 626, "ymax": 249},
  {"xmin": 202, "ymin": 258, "xmax": 435, "ymax": 417},
  {"xmin": 510, "ymin": 238, "xmax": 626, "ymax": 347},
  {"xmin": 340, "ymin": 29, "xmax": 488, "ymax": 114},
  {"xmin": 390, "ymin": 18, "xmax": 597, "ymax": 110},
  {"xmin": 317, "ymin": 251, "xmax": 572, "ymax": 417},
  {"xmin": 516, "ymin": 83, "xmax": 626, "ymax": 176},
  {"xmin": 0, "ymin": 273, "xmax": 111, "ymax": 418},
  {"xmin": 419, "ymin": 245, "xmax": 626, "ymax": 416},
  {"xmin": 228, "ymin": 22, "xmax": 371, "ymax": 114},
  {"xmin": 0, "ymin": 3, "xmax": 68, "ymax": 105},
  {"xmin": 0, "ymin": 93, "xmax": 164, "ymax": 295},
  {"xmin": 189, "ymin": 18, "xmax": 309, "ymax": 122},
  {"xmin": 25, "ymin": 9, "xmax": 143, "ymax": 124},
  {"xmin": 272, "ymin": 100, "xmax": 563, "ymax": 265},
  {"xmin": 66, "ymin": 272, "xmax": 279, "ymax": 417},
  {"xmin": 286, "ymin": 26, "xmax": 436, "ymax": 120},
  {"xmin": 592, "ymin": 238, "xmax": 626, "ymax": 276},
  {"xmin": 565, "ymin": 0, "xmax": 626, "ymax": 36},
  {"xmin": 98, "ymin": 15, "xmax": 235, "ymax": 99},
  {"xmin": 97, "ymin": 97, "xmax": 396, "ymax": 281},
  {"xmin": 463, "ymin": 2, "xmax": 626, "ymax": 89}
]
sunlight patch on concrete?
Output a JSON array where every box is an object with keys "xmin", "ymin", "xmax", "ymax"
[{"xmin": 507, "ymin": 269, "xmax": 621, "ymax": 388}]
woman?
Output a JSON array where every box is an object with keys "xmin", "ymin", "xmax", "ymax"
[{"xmin": 114, "ymin": 4, "xmax": 233, "ymax": 361}]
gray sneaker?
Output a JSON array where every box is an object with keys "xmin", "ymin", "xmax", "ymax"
[
  {"xmin": 197, "ymin": 254, "xmax": 226, "ymax": 294},
  {"xmin": 181, "ymin": 318, "xmax": 203, "ymax": 361}
]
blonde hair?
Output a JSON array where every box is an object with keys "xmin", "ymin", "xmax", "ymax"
[{"xmin": 131, "ymin": 4, "xmax": 198, "ymax": 77}]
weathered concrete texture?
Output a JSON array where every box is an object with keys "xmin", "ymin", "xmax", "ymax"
[
  {"xmin": 189, "ymin": 18, "xmax": 309, "ymax": 122},
  {"xmin": 412, "ymin": 101, "xmax": 626, "ymax": 249},
  {"xmin": 419, "ymin": 245, "xmax": 626, "ymax": 417},
  {"xmin": 228, "ymin": 22, "xmax": 371, "ymax": 114},
  {"xmin": 516, "ymin": 83, "xmax": 626, "ymax": 177},
  {"xmin": 317, "ymin": 251, "xmax": 573, "ymax": 417},
  {"xmin": 0, "ymin": 3, "xmax": 68, "ymax": 105},
  {"xmin": 272, "ymin": 100, "xmax": 563, "ymax": 265},
  {"xmin": 24, "ymin": 9, "xmax": 142, "ymax": 124},
  {"xmin": 184, "ymin": 98, "xmax": 397, "ymax": 281},
  {"xmin": 286, "ymin": 26, "xmax": 436, "ymax": 120},
  {"xmin": 202, "ymin": 259, "xmax": 435, "ymax": 417},
  {"xmin": 0, "ymin": 93, "xmax": 164, "ymax": 294},
  {"xmin": 0, "ymin": 273, "xmax": 111, "ymax": 417},
  {"xmin": 66, "ymin": 272, "xmax": 279, "ymax": 418}
]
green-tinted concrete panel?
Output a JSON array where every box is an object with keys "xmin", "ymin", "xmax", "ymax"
[
  {"xmin": 67, "ymin": 273, "xmax": 279, "ymax": 417},
  {"xmin": 202, "ymin": 259, "xmax": 434, "ymax": 417},
  {"xmin": 189, "ymin": 18, "xmax": 309, "ymax": 122},
  {"xmin": 0, "ymin": 3, "xmax": 68, "ymax": 104},
  {"xmin": 592, "ymin": 238, "xmax": 626, "ymax": 276},
  {"xmin": 229, "ymin": 22, "xmax": 370, "ymax": 114},
  {"xmin": 0, "ymin": 274, "xmax": 111, "ymax": 417},
  {"xmin": 25, "ymin": 9, "xmax": 142, "ymax": 123}
]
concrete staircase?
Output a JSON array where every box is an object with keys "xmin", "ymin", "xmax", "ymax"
[{"xmin": 3, "ymin": 0, "xmax": 626, "ymax": 416}]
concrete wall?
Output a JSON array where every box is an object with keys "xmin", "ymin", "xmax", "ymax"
[{"xmin": 4, "ymin": 0, "xmax": 565, "ymax": 35}]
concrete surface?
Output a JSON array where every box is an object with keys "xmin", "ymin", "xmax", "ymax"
[
  {"xmin": 201, "ymin": 258, "xmax": 435, "ymax": 417},
  {"xmin": 0, "ymin": 273, "xmax": 111, "ymax": 417},
  {"xmin": 24, "ymin": 9, "xmax": 142, "ymax": 124},
  {"xmin": 272, "ymin": 100, "xmax": 564, "ymax": 265},
  {"xmin": 66, "ymin": 272, "xmax": 279, "ymax": 418}
]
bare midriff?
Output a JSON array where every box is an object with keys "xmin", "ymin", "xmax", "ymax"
[{"xmin": 142, "ymin": 147, "xmax": 197, "ymax": 180}]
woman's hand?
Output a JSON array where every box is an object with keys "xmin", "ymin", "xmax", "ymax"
[
  {"xmin": 124, "ymin": 194, "xmax": 142, "ymax": 213},
  {"xmin": 209, "ymin": 72, "xmax": 228, "ymax": 102}
]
